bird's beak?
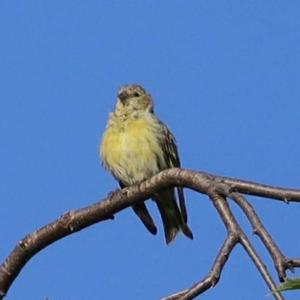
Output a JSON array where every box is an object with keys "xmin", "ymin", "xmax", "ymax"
[{"xmin": 118, "ymin": 91, "xmax": 128, "ymax": 104}]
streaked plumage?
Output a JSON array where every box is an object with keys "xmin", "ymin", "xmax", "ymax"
[{"xmin": 100, "ymin": 84, "xmax": 193, "ymax": 244}]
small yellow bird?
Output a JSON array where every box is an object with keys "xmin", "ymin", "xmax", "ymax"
[{"xmin": 100, "ymin": 84, "xmax": 193, "ymax": 244}]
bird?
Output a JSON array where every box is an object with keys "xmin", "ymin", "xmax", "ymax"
[{"xmin": 100, "ymin": 84, "xmax": 193, "ymax": 244}]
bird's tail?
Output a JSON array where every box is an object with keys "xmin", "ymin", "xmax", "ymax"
[{"xmin": 154, "ymin": 189, "xmax": 193, "ymax": 244}]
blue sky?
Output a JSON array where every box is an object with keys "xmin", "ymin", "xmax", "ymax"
[{"xmin": 1, "ymin": 1, "xmax": 300, "ymax": 299}]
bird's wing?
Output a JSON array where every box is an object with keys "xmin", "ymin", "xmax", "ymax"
[
  {"xmin": 132, "ymin": 203, "xmax": 157, "ymax": 235},
  {"xmin": 119, "ymin": 181, "xmax": 157, "ymax": 235},
  {"xmin": 157, "ymin": 121, "xmax": 188, "ymax": 222}
]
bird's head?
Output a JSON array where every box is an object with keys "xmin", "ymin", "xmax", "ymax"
[{"xmin": 115, "ymin": 84, "xmax": 154, "ymax": 115}]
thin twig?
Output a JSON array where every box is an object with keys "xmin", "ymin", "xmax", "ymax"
[
  {"xmin": 164, "ymin": 190, "xmax": 284, "ymax": 300},
  {"xmin": 239, "ymin": 234, "xmax": 283, "ymax": 300},
  {"xmin": 215, "ymin": 175, "xmax": 300, "ymax": 203},
  {"xmin": 230, "ymin": 192, "xmax": 288, "ymax": 280},
  {"xmin": 287, "ymin": 259, "xmax": 300, "ymax": 267},
  {"xmin": 210, "ymin": 192, "xmax": 283, "ymax": 300},
  {"xmin": 162, "ymin": 235, "xmax": 237, "ymax": 300}
]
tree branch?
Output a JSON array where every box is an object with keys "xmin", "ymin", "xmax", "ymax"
[
  {"xmin": 230, "ymin": 193, "xmax": 290, "ymax": 280},
  {"xmin": 164, "ymin": 190, "xmax": 283, "ymax": 300},
  {"xmin": 1, "ymin": 168, "xmax": 300, "ymax": 299},
  {"xmin": 162, "ymin": 234, "xmax": 237, "ymax": 300}
]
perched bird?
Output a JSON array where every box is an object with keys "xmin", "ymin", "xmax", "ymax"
[{"xmin": 100, "ymin": 84, "xmax": 193, "ymax": 244}]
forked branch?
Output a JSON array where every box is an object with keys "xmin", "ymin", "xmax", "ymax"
[{"xmin": 1, "ymin": 168, "xmax": 300, "ymax": 299}]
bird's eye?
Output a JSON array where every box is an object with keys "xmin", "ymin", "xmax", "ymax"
[{"xmin": 133, "ymin": 92, "xmax": 140, "ymax": 97}]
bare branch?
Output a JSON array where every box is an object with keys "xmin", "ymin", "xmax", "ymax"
[
  {"xmin": 163, "ymin": 190, "xmax": 284, "ymax": 300},
  {"xmin": 239, "ymin": 233, "xmax": 283, "ymax": 300},
  {"xmin": 210, "ymin": 192, "xmax": 283, "ymax": 300},
  {"xmin": 162, "ymin": 235, "xmax": 237, "ymax": 300},
  {"xmin": 287, "ymin": 259, "xmax": 300, "ymax": 267},
  {"xmin": 215, "ymin": 175, "xmax": 300, "ymax": 203},
  {"xmin": 1, "ymin": 168, "xmax": 300, "ymax": 299},
  {"xmin": 230, "ymin": 193, "xmax": 288, "ymax": 280}
]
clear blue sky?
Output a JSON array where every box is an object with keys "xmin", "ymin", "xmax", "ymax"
[{"xmin": 1, "ymin": 1, "xmax": 300, "ymax": 299}]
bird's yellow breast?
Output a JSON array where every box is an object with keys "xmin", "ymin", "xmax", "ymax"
[{"xmin": 100, "ymin": 115, "xmax": 165, "ymax": 185}]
